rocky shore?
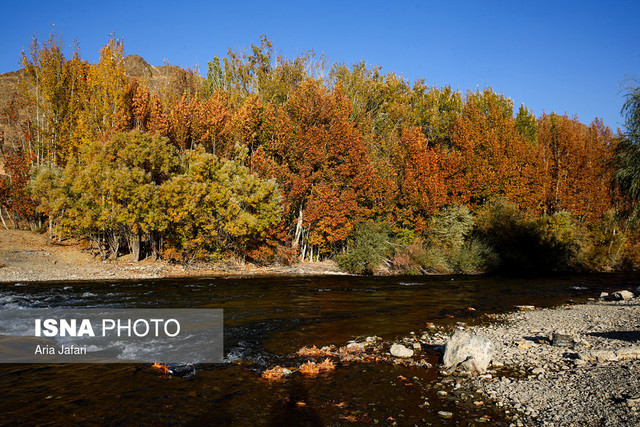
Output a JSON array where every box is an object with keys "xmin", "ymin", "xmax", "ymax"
[{"xmin": 425, "ymin": 294, "xmax": 640, "ymax": 426}]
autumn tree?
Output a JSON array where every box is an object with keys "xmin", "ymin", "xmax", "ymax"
[
  {"xmin": 449, "ymin": 88, "xmax": 543, "ymax": 209},
  {"xmin": 21, "ymin": 33, "xmax": 89, "ymax": 165},
  {"xmin": 538, "ymin": 113, "xmax": 615, "ymax": 219},
  {"xmin": 0, "ymin": 149, "xmax": 38, "ymax": 229},
  {"xmin": 252, "ymin": 80, "xmax": 384, "ymax": 258},
  {"xmin": 76, "ymin": 35, "xmax": 128, "ymax": 145},
  {"xmin": 392, "ymin": 127, "xmax": 448, "ymax": 233}
]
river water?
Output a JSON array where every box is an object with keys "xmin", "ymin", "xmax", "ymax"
[{"xmin": 0, "ymin": 273, "xmax": 638, "ymax": 425}]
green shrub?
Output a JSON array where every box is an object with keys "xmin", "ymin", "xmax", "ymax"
[
  {"xmin": 449, "ymin": 238, "xmax": 499, "ymax": 273},
  {"xmin": 476, "ymin": 199, "xmax": 588, "ymax": 273},
  {"xmin": 583, "ymin": 210, "xmax": 627, "ymax": 270},
  {"xmin": 427, "ymin": 205, "xmax": 474, "ymax": 252},
  {"xmin": 336, "ymin": 221, "xmax": 392, "ymax": 274},
  {"xmin": 536, "ymin": 211, "xmax": 587, "ymax": 270}
]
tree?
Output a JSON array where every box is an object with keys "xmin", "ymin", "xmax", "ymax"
[
  {"xmin": 615, "ymin": 79, "xmax": 640, "ymax": 221},
  {"xmin": 515, "ymin": 104, "xmax": 537, "ymax": 145},
  {"xmin": 60, "ymin": 131, "xmax": 177, "ymax": 260},
  {"xmin": 251, "ymin": 80, "xmax": 384, "ymax": 258},
  {"xmin": 76, "ymin": 35, "xmax": 128, "ymax": 145},
  {"xmin": 449, "ymin": 88, "xmax": 543, "ymax": 209},
  {"xmin": 160, "ymin": 146, "xmax": 281, "ymax": 261},
  {"xmin": 538, "ymin": 113, "xmax": 615, "ymax": 219},
  {"xmin": 21, "ymin": 33, "xmax": 88, "ymax": 165}
]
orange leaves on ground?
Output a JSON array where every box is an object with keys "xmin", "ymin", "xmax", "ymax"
[
  {"xmin": 261, "ymin": 366, "xmax": 287, "ymax": 381},
  {"xmin": 298, "ymin": 361, "xmax": 321, "ymax": 376},
  {"xmin": 150, "ymin": 362, "xmax": 171, "ymax": 375},
  {"xmin": 299, "ymin": 358, "xmax": 335, "ymax": 376},
  {"xmin": 296, "ymin": 345, "xmax": 334, "ymax": 357},
  {"xmin": 317, "ymin": 358, "xmax": 336, "ymax": 372}
]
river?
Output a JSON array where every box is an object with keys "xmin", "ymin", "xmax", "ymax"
[{"xmin": 0, "ymin": 273, "xmax": 637, "ymax": 425}]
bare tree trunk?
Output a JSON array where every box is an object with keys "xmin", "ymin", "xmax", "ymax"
[
  {"xmin": 129, "ymin": 231, "xmax": 142, "ymax": 262},
  {"xmin": 0, "ymin": 206, "xmax": 9, "ymax": 230},
  {"xmin": 8, "ymin": 210, "xmax": 17, "ymax": 229},
  {"xmin": 107, "ymin": 230, "xmax": 121, "ymax": 260},
  {"xmin": 293, "ymin": 205, "xmax": 304, "ymax": 248},
  {"xmin": 149, "ymin": 231, "xmax": 162, "ymax": 260}
]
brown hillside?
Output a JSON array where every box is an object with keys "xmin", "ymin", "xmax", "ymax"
[{"xmin": 122, "ymin": 54, "xmax": 185, "ymax": 93}]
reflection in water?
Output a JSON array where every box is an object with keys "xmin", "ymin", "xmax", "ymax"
[{"xmin": 0, "ymin": 272, "xmax": 638, "ymax": 424}]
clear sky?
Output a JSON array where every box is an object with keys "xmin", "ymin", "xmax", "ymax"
[{"xmin": 1, "ymin": 0, "xmax": 638, "ymax": 130}]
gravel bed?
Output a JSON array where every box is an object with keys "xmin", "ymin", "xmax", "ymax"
[{"xmin": 428, "ymin": 297, "xmax": 640, "ymax": 426}]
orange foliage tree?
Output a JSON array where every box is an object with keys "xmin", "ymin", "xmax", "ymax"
[
  {"xmin": 537, "ymin": 113, "xmax": 615, "ymax": 220},
  {"xmin": 251, "ymin": 80, "xmax": 385, "ymax": 258},
  {"xmin": 449, "ymin": 89, "xmax": 544, "ymax": 210}
]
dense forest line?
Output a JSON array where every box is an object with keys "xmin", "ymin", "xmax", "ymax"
[{"xmin": 1, "ymin": 34, "xmax": 640, "ymax": 274}]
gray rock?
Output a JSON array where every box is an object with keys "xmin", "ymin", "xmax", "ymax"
[
  {"xmin": 443, "ymin": 330, "xmax": 493, "ymax": 374},
  {"xmin": 390, "ymin": 343, "xmax": 414, "ymax": 358},
  {"xmin": 552, "ymin": 332, "xmax": 573, "ymax": 347},
  {"xmin": 531, "ymin": 367, "xmax": 546, "ymax": 375},
  {"xmin": 612, "ymin": 290, "xmax": 634, "ymax": 301}
]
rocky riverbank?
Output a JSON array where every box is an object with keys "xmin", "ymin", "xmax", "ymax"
[
  {"xmin": 0, "ymin": 229, "xmax": 345, "ymax": 283},
  {"xmin": 425, "ymin": 293, "xmax": 640, "ymax": 425}
]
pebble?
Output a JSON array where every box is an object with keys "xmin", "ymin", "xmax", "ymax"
[{"xmin": 437, "ymin": 411, "xmax": 453, "ymax": 419}]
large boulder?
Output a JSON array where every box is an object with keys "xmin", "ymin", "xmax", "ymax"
[
  {"xmin": 612, "ymin": 290, "xmax": 634, "ymax": 301},
  {"xmin": 443, "ymin": 330, "xmax": 493, "ymax": 374}
]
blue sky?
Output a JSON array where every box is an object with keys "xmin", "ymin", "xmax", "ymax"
[{"xmin": 1, "ymin": 1, "xmax": 638, "ymax": 130}]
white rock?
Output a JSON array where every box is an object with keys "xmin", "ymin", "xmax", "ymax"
[
  {"xmin": 612, "ymin": 290, "xmax": 634, "ymax": 301},
  {"xmin": 615, "ymin": 346, "xmax": 640, "ymax": 360},
  {"xmin": 591, "ymin": 350, "xmax": 617, "ymax": 362},
  {"xmin": 443, "ymin": 330, "xmax": 493, "ymax": 374},
  {"xmin": 390, "ymin": 343, "xmax": 414, "ymax": 358}
]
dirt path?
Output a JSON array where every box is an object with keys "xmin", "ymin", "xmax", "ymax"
[{"xmin": 0, "ymin": 229, "xmax": 345, "ymax": 283}]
